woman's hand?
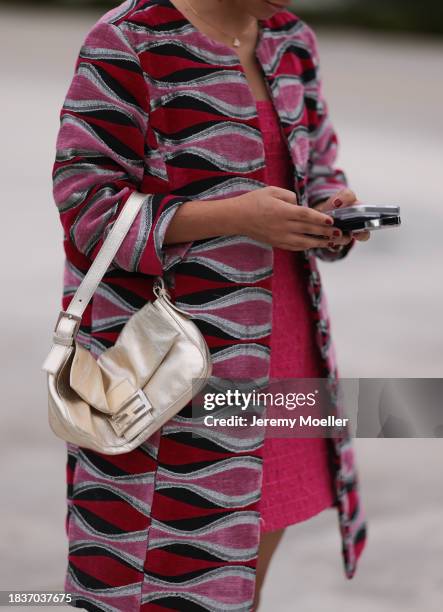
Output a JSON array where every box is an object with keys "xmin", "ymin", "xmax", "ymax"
[
  {"xmin": 163, "ymin": 186, "xmax": 370, "ymax": 249},
  {"xmin": 234, "ymin": 186, "xmax": 346, "ymax": 251},
  {"xmin": 313, "ymin": 188, "xmax": 371, "ymax": 245}
]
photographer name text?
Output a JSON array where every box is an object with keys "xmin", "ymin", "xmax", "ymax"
[{"xmin": 204, "ymin": 415, "xmax": 349, "ymax": 428}]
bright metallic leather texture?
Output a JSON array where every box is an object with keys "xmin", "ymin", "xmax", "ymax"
[{"xmin": 44, "ymin": 286, "xmax": 212, "ymax": 455}]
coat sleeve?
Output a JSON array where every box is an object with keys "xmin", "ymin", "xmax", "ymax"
[
  {"xmin": 52, "ymin": 20, "xmax": 193, "ymax": 276},
  {"xmin": 303, "ymin": 24, "xmax": 354, "ymax": 262}
]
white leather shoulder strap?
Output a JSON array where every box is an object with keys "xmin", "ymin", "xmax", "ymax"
[
  {"xmin": 67, "ymin": 191, "xmax": 148, "ymax": 320},
  {"xmin": 43, "ymin": 192, "xmax": 158, "ymax": 371}
]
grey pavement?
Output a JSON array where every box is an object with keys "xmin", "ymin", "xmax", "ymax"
[{"xmin": 0, "ymin": 6, "xmax": 442, "ymax": 611}]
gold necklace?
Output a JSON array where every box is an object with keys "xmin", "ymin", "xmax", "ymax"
[{"xmin": 181, "ymin": 0, "xmax": 256, "ymax": 48}]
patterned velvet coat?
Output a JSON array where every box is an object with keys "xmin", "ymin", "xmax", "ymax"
[{"xmin": 52, "ymin": 0, "xmax": 367, "ymax": 609}]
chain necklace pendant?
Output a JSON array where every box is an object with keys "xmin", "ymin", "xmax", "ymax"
[{"xmin": 182, "ymin": 0, "xmax": 254, "ymax": 50}]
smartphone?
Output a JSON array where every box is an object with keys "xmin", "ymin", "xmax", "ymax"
[{"xmin": 329, "ymin": 204, "xmax": 401, "ymax": 233}]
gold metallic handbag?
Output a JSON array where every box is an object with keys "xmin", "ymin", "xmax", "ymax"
[{"xmin": 42, "ymin": 192, "xmax": 212, "ymax": 455}]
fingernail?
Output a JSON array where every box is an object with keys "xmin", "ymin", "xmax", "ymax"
[
  {"xmin": 333, "ymin": 230, "xmax": 341, "ymax": 237},
  {"xmin": 334, "ymin": 198, "xmax": 343, "ymax": 208},
  {"xmin": 328, "ymin": 241, "xmax": 334, "ymax": 248},
  {"xmin": 325, "ymin": 218, "xmax": 333, "ymax": 225}
]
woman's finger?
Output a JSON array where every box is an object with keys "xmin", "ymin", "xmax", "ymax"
[
  {"xmin": 290, "ymin": 221, "xmax": 342, "ymax": 240},
  {"xmin": 314, "ymin": 188, "xmax": 358, "ymax": 213},
  {"xmin": 332, "ymin": 188, "xmax": 358, "ymax": 210},
  {"xmin": 329, "ymin": 233, "xmax": 353, "ymax": 246},
  {"xmin": 353, "ymin": 230, "xmax": 371, "ymax": 241},
  {"xmin": 280, "ymin": 201, "xmax": 334, "ymax": 226}
]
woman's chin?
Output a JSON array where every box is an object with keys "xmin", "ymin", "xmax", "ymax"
[
  {"xmin": 252, "ymin": 0, "xmax": 288, "ymax": 19},
  {"xmin": 263, "ymin": 0, "xmax": 288, "ymax": 13}
]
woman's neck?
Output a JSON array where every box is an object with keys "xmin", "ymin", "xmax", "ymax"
[{"xmin": 173, "ymin": 0, "xmax": 258, "ymax": 42}]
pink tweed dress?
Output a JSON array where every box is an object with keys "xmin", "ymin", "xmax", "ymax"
[{"xmin": 257, "ymin": 99, "xmax": 335, "ymax": 534}]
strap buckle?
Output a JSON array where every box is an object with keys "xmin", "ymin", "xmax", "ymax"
[
  {"xmin": 53, "ymin": 311, "xmax": 82, "ymax": 347},
  {"xmin": 110, "ymin": 389, "xmax": 153, "ymax": 438}
]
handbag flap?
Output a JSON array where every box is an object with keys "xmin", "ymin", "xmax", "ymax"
[{"xmin": 70, "ymin": 302, "xmax": 180, "ymax": 414}]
